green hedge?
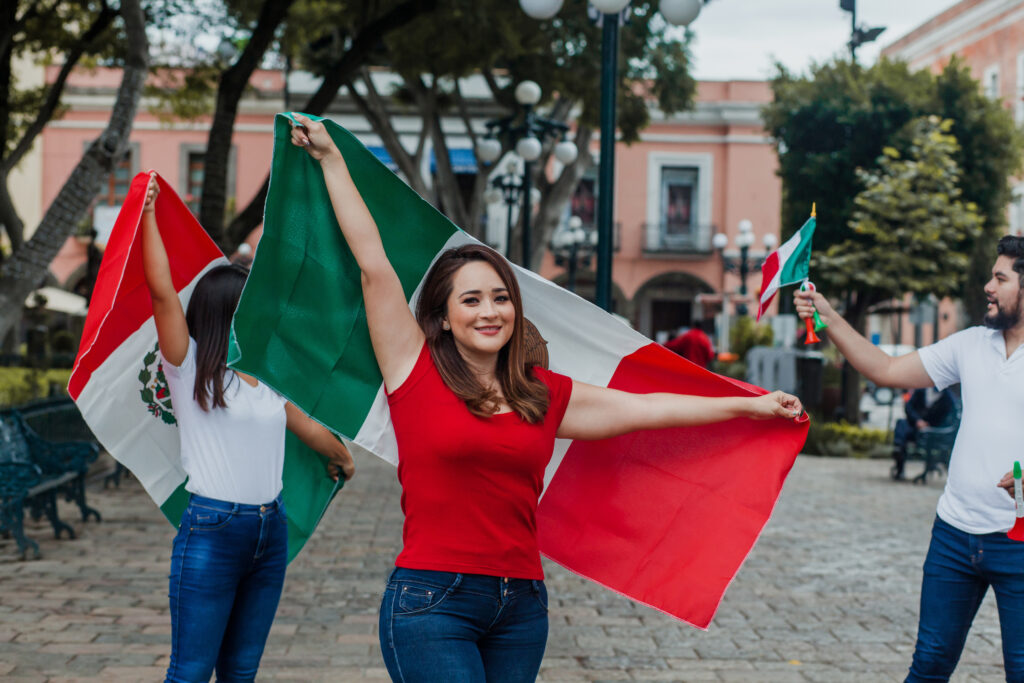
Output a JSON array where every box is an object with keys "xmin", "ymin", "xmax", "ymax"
[
  {"xmin": 0, "ymin": 368, "xmax": 73, "ymax": 408},
  {"xmin": 804, "ymin": 418, "xmax": 891, "ymax": 459}
]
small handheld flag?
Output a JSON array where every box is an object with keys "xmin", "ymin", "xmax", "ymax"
[
  {"xmin": 1009, "ymin": 461, "xmax": 1024, "ymax": 541},
  {"xmin": 757, "ymin": 205, "xmax": 816, "ymax": 321}
]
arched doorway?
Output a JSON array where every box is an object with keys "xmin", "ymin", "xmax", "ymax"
[{"xmin": 632, "ymin": 271, "xmax": 715, "ymax": 341}]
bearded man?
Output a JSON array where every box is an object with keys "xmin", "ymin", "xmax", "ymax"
[{"xmin": 795, "ymin": 235, "xmax": 1024, "ymax": 683}]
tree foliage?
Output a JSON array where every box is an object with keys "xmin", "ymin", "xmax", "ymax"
[
  {"xmin": 763, "ymin": 57, "xmax": 1024, "ymax": 323},
  {"xmin": 820, "ymin": 116, "xmax": 983, "ymax": 300},
  {"xmin": 0, "ymin": 0, "xmax": 122, "ymax": 253}
]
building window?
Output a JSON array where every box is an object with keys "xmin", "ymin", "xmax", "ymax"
[
  {"xmin": 645, "ymin": 152, "xmax": 713, "ymax": 253},
  {"xmin": 661, "ymin": 166, "xmax": 699, "ymax": 242},
  {"xmin": 984, "ymin": 64, "xmax": 1000, "ymax": 100},
  {"xmin": 101, "ymin": 148, "xmax": 134, "ymax": 206},
  {"xmin": 570, "ymin": 175, "xmax": 597, "ymax": 229},
  {"xmin": 186, "ymin": 152, "xmax": 205, "ymax": 215}
]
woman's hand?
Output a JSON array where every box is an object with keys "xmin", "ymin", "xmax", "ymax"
[
  {"xmin": 746, "ymin": 390, "xmax": 803, "ymax": 421},
  {"xmin": 143, "ymin": 173, "xmax": 159, "ymax": 213},
  {"xmin": 328, "ymin": 451, "xmax": 356, "ymax": 482},
  {"xmin": 289, "ymin": 113, "xmax": 340, "ymax": 163}
]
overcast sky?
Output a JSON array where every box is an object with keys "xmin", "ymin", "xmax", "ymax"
[{"xmin": 687, "ymin": 0, "xmax": 963, "ymax": 81}]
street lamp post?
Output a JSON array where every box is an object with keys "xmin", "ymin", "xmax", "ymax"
[
  {"xmin": 839, "ymin": 0, "xmax": 885, "ymax": 61},
  {"xmin": 712, "ymin": 219, "xmax": 777, "ymax": 316},
  {"xmin": 484, "ymin": 159, "xmax": 525, "ymax": 257},
  {"xmin": 518, "ymin": 0, "xmax": 708, "ymax": 309},
  {"xmin": 476, "ymin": 81, "xmax": 578, "ymax": 268},
  {"xmin": 550, "ymin": 216, "xmax": 597, "ymax": 293}
]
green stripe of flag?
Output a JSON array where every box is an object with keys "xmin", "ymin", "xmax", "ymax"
[
  {"xmin": 230, "ymin": 113, "xmax": 458, "ymax": 436},
  {"xmin": 156, "ymin": 432, "xmax": 342, "ymax": 563},
  {"xmin": 779, "ymin": 216, "xmax": 815, "ymax": 287}
]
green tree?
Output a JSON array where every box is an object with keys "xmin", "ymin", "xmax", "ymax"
[
  {"xmin": 357, "ymin": 0, "xmax": 697, "ymax": 269},
  {"xmin": 763, "ymin": 57, "xmax": 1023, "ymax": 423},
  {"xmin": 764, "ymin": 57, "xmax": 1022, "ymax": 316},
  {"xmin": 145, "ymin": 0, "xmax": 437, "ymax": 250},
  {"xmin": 0, "ymin": 0, "xmax": 122, "ymax": 253},
  {"xmin": 822, "ymin": 117, "xmax": 983, "ymax": 303},
  {"xmin": 0, "ymin": 0, "xmax": 148, "ymax": 341}
]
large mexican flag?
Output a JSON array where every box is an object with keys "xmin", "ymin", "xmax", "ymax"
[
  {"xmin": 68, "ymin": 172, "xmax": 342, "ymax": 562},
  {"xmin": 229, "ymin": 114, "xmax": 809, "ymax": 628}
]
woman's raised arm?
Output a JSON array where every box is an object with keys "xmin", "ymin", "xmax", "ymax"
[
  {"xmin": 291, "ymin": 114, "xmax": 424, "ymax": 391},
  {"xmin": 140, "ymin": 174, "xmax": 189, "ymax": 366},
  {"xmin": 557, "ymin": 382, "xmax": 803, "ymax": 441}
]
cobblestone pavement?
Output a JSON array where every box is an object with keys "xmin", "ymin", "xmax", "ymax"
[{"xmin": 0, "ymin": 454, "xmax": 1008, "ymax": 682}]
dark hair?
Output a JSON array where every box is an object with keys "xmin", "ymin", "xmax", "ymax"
[
  {"xmin": 997, "ymin": 235, "xmax": 1024, "ymax": 288},
  {"xmin": 185, "ymin": 264, "xmax": 249, "ymax": 411},
  {"xmin": 415, "ymin": 244, "xmax": 550, "ymax": 423}
]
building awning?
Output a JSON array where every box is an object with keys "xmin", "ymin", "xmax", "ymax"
[
  {"xmin": 366, "ymin": 146, "xmax": 399, "ymax": 172},
  {"xmin": 430, "ymin": 148, "xmax": 477, "ymax": 174},
  {"xmin": 25, "ymin": 287, "xmax": 89, "ymax": 316}
]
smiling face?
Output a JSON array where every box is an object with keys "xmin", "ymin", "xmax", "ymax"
[
  {"xmin": 983, "ymin": 255, "xmax": 1024, "ymax": 331},
  {"xmin": 442, "ymin": 261, "xmax": 516, "ymax": 362}
]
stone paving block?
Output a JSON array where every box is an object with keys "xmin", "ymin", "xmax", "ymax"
[{"xmin": 0, "ymin": 456, "xmax": 1015, "ymax": 681}]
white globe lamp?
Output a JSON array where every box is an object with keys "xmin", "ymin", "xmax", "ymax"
[
  {"xmin": 659, "ymin": 0, "xmax": 702, "ymax": 26},
  {"xmin": 514, "ymin": 81, "xmax": 542, "ymax": 107},
  {"xmin": 516, "ymin": 136, "xmax": 543, "ymax": 162},
  {"xmin": 519, "ymin": 0, "xmax": 563, "ymax": 19},
  {"xmin": 476, "ymin": 138, "xmax": 501, "ymax": 164},
  {"xmin": 554, "ymin": 140, "xmax": 578, "ymax": 165},
  {"xmin": 590, "ymin": 0, "xmax": 632, "ymax": 14}
]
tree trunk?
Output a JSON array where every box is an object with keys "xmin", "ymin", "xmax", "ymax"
[
  {"xmin": 222, "ymin": 0, "xmax": 437, "ymax": 250},
  {"xmin": 0, "ymin": 169, "xmax": 24, "ymax": 254},
  {"xmin": 0, "ymin": 0, "xmax": 147, "ymax": 341},
  {"xmin": 199, "ymin": 0, "xmax": 296, "ymax": 248},
  {"xmin": 526, "ymin": 126, "xmax": 593, "ymax": 271}
]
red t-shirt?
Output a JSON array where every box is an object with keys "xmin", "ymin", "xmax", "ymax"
[{"xmin": 386, "ymin": 343, "xmax": 573, "ymax": 580}]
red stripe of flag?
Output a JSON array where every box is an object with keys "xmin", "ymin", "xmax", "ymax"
[
  {"xmin": 69, "ymin": 173, "xmax": 223, "ymax": 398},
  {"xmin": 537, "ymin": 342, "xmax": 808, "ymax": 628}
]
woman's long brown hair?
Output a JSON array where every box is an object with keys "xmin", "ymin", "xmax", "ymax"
[
  {"xmin": 415, "ymin": 244, "xmax": 550, "ymax": 423},
  {"xmin": 184, "ymin": 264, "xmax": 249, "ymax": 411}
]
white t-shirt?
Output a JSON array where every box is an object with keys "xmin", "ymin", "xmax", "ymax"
[
  {"xmin": 918, "ymin": 326, "xmax": 1024, "ymax": 534},
  {"xmin": 162, "ymin": 338, "xmax": 287, "ymax": 505}
]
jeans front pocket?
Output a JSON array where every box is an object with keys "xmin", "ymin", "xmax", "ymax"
[
  {"xmin": 389, "ymin": 571, "xmax": 460, "ymax": 617},
  {"xmin": 187, "ymin": 506, "xmax": 235, "ymax": 531}
]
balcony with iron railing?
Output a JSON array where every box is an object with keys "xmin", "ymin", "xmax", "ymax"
[{"xmin": 641, "ymin": 222, "xmax": 715, "ymax": 256}]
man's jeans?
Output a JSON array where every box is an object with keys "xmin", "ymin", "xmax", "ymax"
[
  {"xmin": 379, "ymin": 568, "xmax": 549, "ymax": 682},
  {"xmin": 165, "ymin": 494, "xmax": 287, "ymax": 683},
  {"xmin": 907, "ymin": 516, "xmax": 1024, "ymax": 682}
]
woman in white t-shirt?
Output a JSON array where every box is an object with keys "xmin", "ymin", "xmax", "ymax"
[{"xmin": 140, "ymin": 175, "xmax": 355, "ymax": 683}]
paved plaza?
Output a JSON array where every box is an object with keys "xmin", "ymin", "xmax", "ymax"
[{"xmin": 0, "ymin": 453, "xmax": 1009, "ymax": 682}]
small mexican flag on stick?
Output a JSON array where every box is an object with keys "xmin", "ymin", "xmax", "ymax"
[
  {"xmin": 68, "ymin": 172, "xmax": 342, "ymax": 561},
  {"xmin": 757, "ymin": 206, "xmax": 817, "ymax": 321}
]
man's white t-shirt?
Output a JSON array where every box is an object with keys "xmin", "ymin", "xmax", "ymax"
[
  {"xmin": 162, "ymin": 338, "xmax": 287, "ymax": 505},
  {"xmin": 918, "ymin": 326, "xmax": 1024, "ymax": 534}
]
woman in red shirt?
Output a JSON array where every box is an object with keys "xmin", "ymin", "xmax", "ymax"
[{"xmin": 291, "ymin": 115, "xmax": 802, "ymax": 683}]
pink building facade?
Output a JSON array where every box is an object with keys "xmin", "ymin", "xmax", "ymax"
[{"xmin": 35, "ymin": 68, "xmax": 782, "ymax": 341}]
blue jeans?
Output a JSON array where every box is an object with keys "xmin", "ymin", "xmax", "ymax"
[
  {"xmin": 907, "ymin": 516, "xmax": 1024, "ymax": 682},
  {"xmin": 378, "ymin": 568, "xmax": 549, "ymax": 682},
  {"xmin": 165, "ymin": 494, "xmax": 287, "ymax": 683}
]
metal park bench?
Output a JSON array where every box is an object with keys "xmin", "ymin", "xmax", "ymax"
[
  {"xmin": 905, "ymin": 401, "xmax": 962, "ymax": 485},
  {"xmin": 0, "ymin": 405, "xmax": 100, "ymax": 559}
]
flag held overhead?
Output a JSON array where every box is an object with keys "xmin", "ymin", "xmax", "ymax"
[{"xmin": 229, "ymin": 113, "xmax": 809, "ymax": 628}]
